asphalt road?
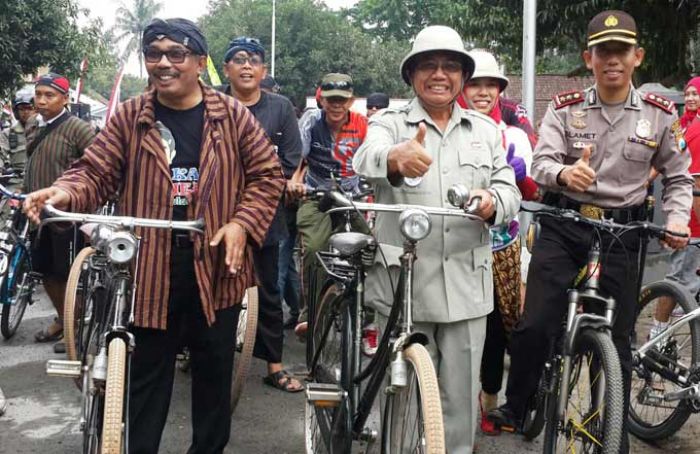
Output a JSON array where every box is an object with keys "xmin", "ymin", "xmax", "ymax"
[{"xmin": 1, "ymin": 253, "xmax": 699, "ymax": 453}]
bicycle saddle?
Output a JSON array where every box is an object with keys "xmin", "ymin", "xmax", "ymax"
[{"xmin": 329, "ymin": 232, "xmax": 374, "ymax": 257}]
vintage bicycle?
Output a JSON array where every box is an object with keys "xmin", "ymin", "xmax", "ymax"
[
  {"xmin": 44, "ymin": 205, "xmax": 204, "ymax": 454},
  {"xmin": 304, "ymin": 185, "xmax": 483, "ymax": 454}
]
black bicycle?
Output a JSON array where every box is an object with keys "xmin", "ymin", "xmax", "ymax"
[
  {"xmin": 516, "ymin": 202, "xmax": 682, "ymax": 454},
  {"xmin": 304, "ymin": 186, "xmax": 483, "ymax": 453},
  {"xmin": 0, "ymin": 179, "xmax": 40, "ymax": 339}
]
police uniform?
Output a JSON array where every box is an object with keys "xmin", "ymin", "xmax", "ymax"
[
  {"xmin": 494, "ymin": 10, "xmax": 694, "ymax": 452},
  {"xmin": 0, "ymin": 121, "xmax": 28, "ymax": 188}
]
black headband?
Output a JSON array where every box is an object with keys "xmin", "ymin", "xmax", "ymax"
[{"xmin": 142, "ymin": 18, "xmax": 208, "ymax": 56}]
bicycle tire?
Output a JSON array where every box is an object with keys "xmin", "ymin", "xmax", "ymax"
[
  {"xmin": 629, "ymin": 280, "xmax": 700, "ymax": 440},
  {"xmin": 305, "ymin": 282, "xmax": 348, "ymax": 454},
  {"xmin": 382, "ymin": 343, "xmax": 445, "ymax": 454},
  {"xmin": 543, "ymin": 328, "xmax": 624, "ymax": 454},
  {"xmin": 101, "ymin": 337, "xmax": 127, "ymax": 454},
  {"xmin": 231, "ymin": 286, "xmax": 258, "ymax": 414},
  {"xmin": 0, "ymin": 246, "xmax": 32, "ymax": 339},
  {"xmin": 65, "ymin": 247, "xmax": 96, "ymax": 362}
]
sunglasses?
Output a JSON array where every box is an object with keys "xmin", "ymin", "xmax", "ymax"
[
  {"xmin": 321, "ymin": 80, "xmax": 353, "ymax": 91},
  {"xmin": 230, "ymin": 55, "xmax": 264, "ymax": 66},
  {"xmin": 144, "ymin": 47, "xmax": 193, "ymax": 64}
]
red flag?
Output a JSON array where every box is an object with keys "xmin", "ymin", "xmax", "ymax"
[
  {"xmin": 74, "ymin": 58, "xmax": 88, "ymax": 103},
  {"xmin": 106, "ymin": 67, "xmax": 125, "ymax": 125}
]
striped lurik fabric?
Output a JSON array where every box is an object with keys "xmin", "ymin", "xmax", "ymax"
[
  {"xmin": 24, "ymin": 112, "xmax": 96, "ymax": 192},
  {"xmin": 54, "ymin": 83, "xmax": 285, "ymax": 330}
]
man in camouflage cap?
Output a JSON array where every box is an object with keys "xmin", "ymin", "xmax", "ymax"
[{"xmin": 489, "ymin": 10, "xmax": 693, "ymax": 453}]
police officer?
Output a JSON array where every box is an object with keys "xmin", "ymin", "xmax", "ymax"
[
  {"xmin": 489, "ymin": 10, "xmax": 693, "ymax": 452},
  {"xmin": 0, "ymin": 93, "xmax": 34, "ymax": 186}
]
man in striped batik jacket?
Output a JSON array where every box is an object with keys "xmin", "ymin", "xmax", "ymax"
[{"xmin": 23, "ymin": 19, "xmax": 285, "ymax": 454}]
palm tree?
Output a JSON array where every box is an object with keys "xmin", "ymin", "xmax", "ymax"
[{"xmin": 113, "ymin": 0, "xmax": 163, "ymax": 78}]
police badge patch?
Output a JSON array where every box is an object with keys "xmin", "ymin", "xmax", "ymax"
[
  {"xmin": 635, "ymin": 119, "xmax": 652, "ymax": 139},
  {"xmin": 671, "ymin": 119, "xmax": 686, "ymax": 151}
]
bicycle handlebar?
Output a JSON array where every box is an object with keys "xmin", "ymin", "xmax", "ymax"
[
  {"xmin": 41, "ymin": 204, "xmax": 205, "ymax": 234},
  {"xmin": 0, "ymin": 182, "xmax": 26, "ymax": 201},
  {"xmin": 326, "ymin": 190, "xmax": 483, "ymax": 221},
  {"xmin": 520, "ymin": 201, "xmax": 687, "ymax": 239}
]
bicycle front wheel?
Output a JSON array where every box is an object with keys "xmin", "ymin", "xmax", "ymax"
[
  {"xmin": 543, "ymin": 328, "xmax": 624, "ymax": 454},
  {"xmin": 101, "ymin": 337, "xmax": 127, "ymax": 454},
  {"xmin": 629, "ymin": 280, "xmax": 700, "ymax": 440},
  {"xmin": 382, "ymin": 343, "xmax": 445, "ymax": 454},
  {"xmin": 231, "ymin": 286, "xmax": 258, "ymax": 414},
  {"xmin": 1, "ymin": 246, "xmax": 32, "ymax": 339},
  {"xmin": 65, "ymin": 247, "xmax": 96, "ymax": 362}
]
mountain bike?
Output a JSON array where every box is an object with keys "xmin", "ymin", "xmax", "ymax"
[
  {"xmin": 304, "ymin": 186, "xmax": 482, "ymax": 453},
  {"xmin": 515, "ymin": 202, "xmax": 679, "ymax": 454},
  {"xmin": 0, "ymin": 179, "xmax": 41, "ymax": 339},
  {"xmin": 628, "ymin": 241, "xmax": 700, "ymax": 440},
  {"xmin": 45, "ymin": 205, "xmax": 204, "ymax": 454}
]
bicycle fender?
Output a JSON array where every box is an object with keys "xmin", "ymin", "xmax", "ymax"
[
  {"xmin": 565, "ymin": 313, "xmax": 610, "ymax": 355},
  {"xmin": 404, "ymin": 332, "xmax": 429, "ymax": 348}
]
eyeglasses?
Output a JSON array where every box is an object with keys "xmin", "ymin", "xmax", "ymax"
[
  {"xmin": 415, "ymin": 60, "xmax": 463, "ymax": 74},
  {"xmin": 144, "ymin": 47, "xmax": 193, "ymax": 64},
  {"xmin": 230, "ymin": 55, "xmax": 264, "ymax": 67},
  {"xmin": 321, "ymin": 81, "xmax": 353, "ymax": 91}
]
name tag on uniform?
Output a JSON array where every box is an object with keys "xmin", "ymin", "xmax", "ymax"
[{"xmin": 471, "ymin": 141, "xmax": 483, "ymax": 150}]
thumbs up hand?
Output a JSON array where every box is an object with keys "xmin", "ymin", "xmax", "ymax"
[
  {"xmin": 506, "ymin": 143, "xmax": 527, "ymax": 182},
  {"xmin": 558, "ymin": 144, "xmax": 596, "ymax": 192},
  {"xmin": 387, "ymin": 122, "xmax": 434, "ymax": 179}
]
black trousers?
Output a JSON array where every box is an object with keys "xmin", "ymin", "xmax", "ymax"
[
  {"xmin": 506, "ymin": 218, "xmax": 639, "ymax": 452},
  {"xmin": 252, "ymin": 242, "xmax": 284, "ymax": 364},
  {"xmin": 481, "ymin": 303, "xmax": 507, "ymax": 395},
  {"xmin": 128, "ymin": 245, "xmax": 241, "ymax": 454}
]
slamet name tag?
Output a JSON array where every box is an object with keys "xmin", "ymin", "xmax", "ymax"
[{"xmin": 471, "ymin": 141, "xmax": 483, "ymax": 150}]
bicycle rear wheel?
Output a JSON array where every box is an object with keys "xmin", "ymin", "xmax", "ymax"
[
  {"xmin": 1, "ymin": 246, "xmax": 33, "ymax": 339},
  {"xmin": 305, "ymin": 283, "xmax": 349, "ymax": 454},
  {"xmin": 101, "ymin": 337, "xmax": 127, "ymax": 454},
  {"xmin": 629, "ymin": 280, "xmax": 700, "ymax": 440},
  {"xmin": 382, "ymin": 343, "xmax": 445, "ymax": 454},
  {"xmin": 65, "ymin": 247, "xmax": 96, "ymax": 362},
  {"xmin": 543, "ymin": 328, "xmax": 623, "ymax": 454},
  {"xmin": 231, "ymin": 286, "xmax": 258, "ymax": 413}
]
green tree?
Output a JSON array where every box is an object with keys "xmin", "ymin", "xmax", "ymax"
[
  {"xmin": 113, "ymin": 0, "xmax": 163, "ymax": 78},
  {"xmin": 201, "ymin": 0, "xmax": 411, "ymax": 107},
  {"xmin": 0, "ymin": 0, "xmax": 107, "ymax": 97}
]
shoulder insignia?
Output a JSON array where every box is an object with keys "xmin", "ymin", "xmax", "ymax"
[
  {"xmin": 553, "ymin": 90, "xmax": 584, "ymax": 109},
  {"xmin": 642, "ymin": 92, "xmax": 674, "ymax": 114}
]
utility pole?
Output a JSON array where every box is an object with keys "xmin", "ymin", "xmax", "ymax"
[
  {"xmin": 522, "ymin": 0, "xmax": 537, "ymax": 123},
  {"xmin": 271, "ymin": 0, "xmax": 276, "ymax": 78}
]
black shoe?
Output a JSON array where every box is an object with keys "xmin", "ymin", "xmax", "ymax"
[
  {"xmin": 488, "ymin": 403, "xmax": 522, "ymax": 433},
  {"xmin": 283, "ymin": 317, "xmax": 298, "ymax": 330}
]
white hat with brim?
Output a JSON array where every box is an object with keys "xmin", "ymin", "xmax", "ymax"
[
  {"xmin": 400, "ymin": 25, "xmax": 475, "ymax": 85},
  {"xmin": 468, "ymin": 49, "xmax": 509, "ymax": 91}
]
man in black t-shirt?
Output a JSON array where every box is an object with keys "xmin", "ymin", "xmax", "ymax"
[{"xmin": 220, "ymin": 36, "xmax": 304, "ymax": 393}]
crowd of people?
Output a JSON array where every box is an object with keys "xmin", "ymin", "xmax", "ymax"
[{"xmin": 1, "ymin": 7, "xmax": 700, "ymax": 454}]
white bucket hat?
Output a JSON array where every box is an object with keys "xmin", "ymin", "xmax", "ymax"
[
  {"xmin": 469, "ymin": 49, "xmax": 508, "ymax": 91},
  {"xmin": 400, "ymin": 25, "xmax": 475, "ymax": 85}
]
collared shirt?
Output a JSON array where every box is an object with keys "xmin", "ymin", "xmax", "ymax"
[
  {"xmin": 533, "ymin": 84, "xmax": 693, "ymax": 225},
  {"xmin": 300, "ymin": 110, "xmax": 367, "ymax": 192},
  {"xmin": 53, "ymin": 83, "xmax": 285, "ymax": 330},
  {"xmin": 354, "ymin": 98, "xmax": 520, "ymax": 323}
]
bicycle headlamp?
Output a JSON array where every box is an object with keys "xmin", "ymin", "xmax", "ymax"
[
  {"xmin": 107, "ymin": 232, "xmax": 138, "ymax": 264},
  {"xmin": 399, "ymin": 209, "xmax": 431, "ymax": 241}
]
